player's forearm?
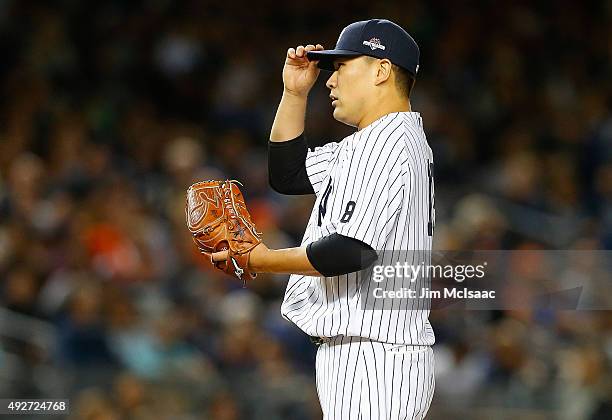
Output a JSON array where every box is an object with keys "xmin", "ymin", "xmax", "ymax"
[
  {"xmin": 251, "ymin": 246, "xmax": 322, "ymax": 276},
  {"xmin": 270, "ymin": 91, "xmax": 308, "ymax": 142}
]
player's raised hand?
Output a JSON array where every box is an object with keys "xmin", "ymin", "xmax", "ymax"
[{"xmin": 283, "ymin": 44, "xmax": 324, "ymax": 98}]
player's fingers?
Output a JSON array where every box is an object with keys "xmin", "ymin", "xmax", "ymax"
[
  {"xmin": 296, "ymin": 45, "xmax": 305, "ymax": 57},
  {"xmin": 287, "ymin": 47, "xmax": 296, "ymax": 59},
  {"xmin": 211, "ymin": 250, "xmax": 229, "ymax": 263},
  {"xmin": 316, "ymin": 44, "xmax": 324, "ymax": 50},
  {"xmin": 305, "ymin": 44, "xmax": 315, "ymax": 51}
]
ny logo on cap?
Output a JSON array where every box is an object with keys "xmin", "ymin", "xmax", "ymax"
[{"xmin": 362, "ymin": 37, "xmax": 386, "ymax": 51}]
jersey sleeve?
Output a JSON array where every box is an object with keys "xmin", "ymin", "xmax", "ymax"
[
  {"xmin": 305, "ymin": 142, "xmax": 339, "ymax": 195},
  {"xmin": 333, "ymin": 137, "xmax": 408, "ymax": 250}
]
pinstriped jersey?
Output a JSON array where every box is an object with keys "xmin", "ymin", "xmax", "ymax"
[{"xmin": 280, "ymin": 111, "xmax": 435, "ymax": 346}]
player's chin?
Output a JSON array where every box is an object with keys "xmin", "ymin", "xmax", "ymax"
[
  {"xmin": 332, "ymin": 108, "xmax": 356, "ymax": 127},
  {"xmin": 332, "ymin": 107, "xmax": 346, "ymax": 123}
]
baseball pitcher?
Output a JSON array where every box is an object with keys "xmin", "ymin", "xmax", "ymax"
[{"xmin": 203, "ymin": 19, "xmax": 435, "ymax": 419}]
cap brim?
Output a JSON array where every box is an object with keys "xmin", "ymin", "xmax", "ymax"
[{"xmin": 306, "ymin": 49, "xmax": 362, "ymax": 71}]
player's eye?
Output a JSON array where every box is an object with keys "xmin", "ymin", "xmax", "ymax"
[{"xmin": 333, "ymin": 63, "xmax": 343, "ymax": 71}]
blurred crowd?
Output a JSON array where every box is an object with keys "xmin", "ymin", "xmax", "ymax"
[{"xmin": 0, "ymin": 0, "xmax": 611, "ymax": 419}]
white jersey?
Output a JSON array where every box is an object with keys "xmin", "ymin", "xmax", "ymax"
[{"xmin": 281, "ymin": 111, "xmax": 435, "ymax": 346}]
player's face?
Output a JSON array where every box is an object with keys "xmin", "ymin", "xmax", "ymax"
[{"xmin": 326, "ymin": 56, "xmax": 377, "ymax": 127}]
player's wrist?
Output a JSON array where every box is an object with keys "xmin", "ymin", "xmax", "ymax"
[
  {"xmin": 248, "ymin": 243, "xmax": 271, "ymax": 273},
  {"xmin": 282, "ymin": 87, "xmax": 310, "ymax": 101}
]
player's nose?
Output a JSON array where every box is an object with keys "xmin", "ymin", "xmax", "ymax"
[{"xmin": 325, "ymin": 72, "xmax": 337, "ymax": 89}]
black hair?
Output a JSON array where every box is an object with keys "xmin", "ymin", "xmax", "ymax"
[{"xmin": 392, "ymin": 64, "xmax": 416, "ymax": 99}]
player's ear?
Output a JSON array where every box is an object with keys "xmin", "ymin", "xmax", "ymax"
[{"xmin": 374, "ymin": 59, "xmax": 392, "ymax": 86}]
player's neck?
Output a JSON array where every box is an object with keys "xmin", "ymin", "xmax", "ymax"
[{"xmin": 357, "ymin": 99, "xmax": 412, "ymax": 130}]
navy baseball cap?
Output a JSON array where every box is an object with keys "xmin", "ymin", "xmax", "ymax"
[{"xmin": 306, "ymin": 19, "xmax": 420, "ymax": 76}]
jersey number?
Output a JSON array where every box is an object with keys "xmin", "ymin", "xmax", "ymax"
[
  {"xmin": 427, "ymin": 160, "xmax": 435, "ymax": 236},
  {"xmin": 340, "ymin": 201, "xmax": 356, "ymax": 223},
  {"xmin": 318, "ymin": 178, "xmax": 333, "ymax": 226}
]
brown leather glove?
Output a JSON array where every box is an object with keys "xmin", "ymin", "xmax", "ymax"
[{"xmin": 186, "ymin": 180, "xmax": 262, "ymax": 284}]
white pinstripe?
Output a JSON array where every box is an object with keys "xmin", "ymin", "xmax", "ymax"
[
  {"xmin": 281, "ymin": 111, "xmax": 436, "ymax": 418},
  {"xmin": 316, "ymin": 336, "xmax": 435, "ymax": 419},
  {"xmin": 281, "ymin": 112, "xmax": 435, "ymax": 344}
]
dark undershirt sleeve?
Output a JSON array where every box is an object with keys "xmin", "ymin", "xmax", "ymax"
[
  {"xmin": 306, "ymin": 233, "xmax": 378, "ymax": 277},
  {"xmin": 268, "ymin": 134, "xmax": 315, "ymax": 195}
]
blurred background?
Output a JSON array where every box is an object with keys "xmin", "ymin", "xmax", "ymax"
[{"xmin": 0, "ymin": 0, "xmax": 611, "ymax": 419}]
